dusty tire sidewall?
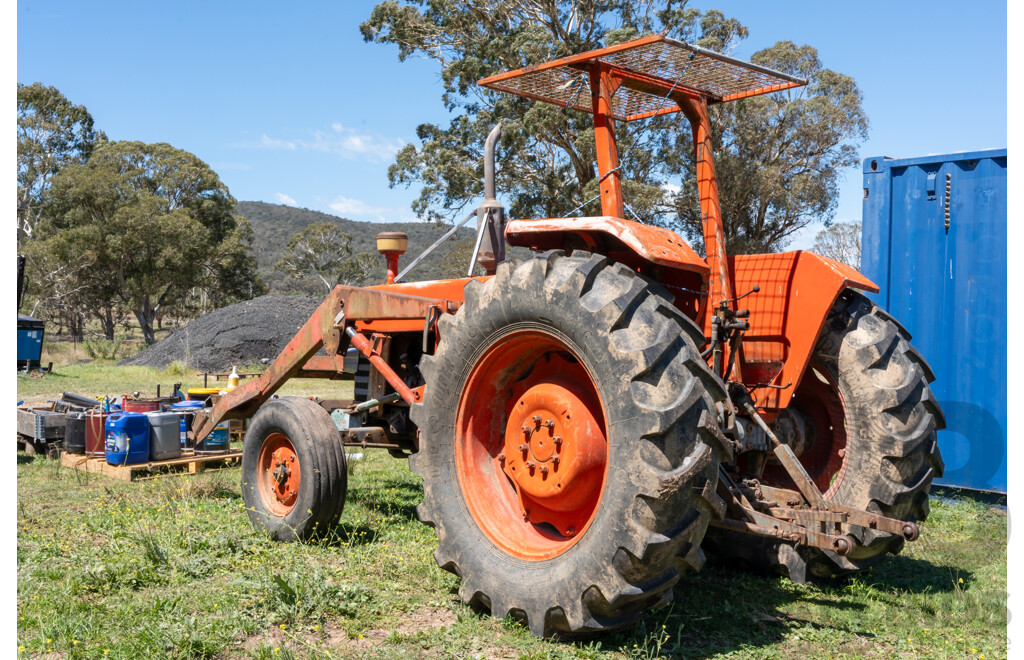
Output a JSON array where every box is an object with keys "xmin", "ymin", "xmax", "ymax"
[
  {"xmin": 242, "ymin": 398, "xmax": 326, "ymax": 541},
  {"xmin": 815, "ymin": 297, "xmax": 936, "ymax": 559}
]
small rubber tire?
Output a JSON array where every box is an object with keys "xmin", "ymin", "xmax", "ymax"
[
  {"xmin": 704, "ymin": 290, "xmax": 945, "ymax": 581},
  {"xmin": 410, "ymin": 251, "xmax": 728, "ymax": 637},
  {"xmin": 241, "ymin": 397, "xmax": 348, "ymax": 542}
]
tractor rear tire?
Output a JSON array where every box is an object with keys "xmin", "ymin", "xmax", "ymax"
[
  {"xmin": 704, "ymin": 290, "xmax": 944, "ymax": 581},
  {"xmin": 409, "ymin": 251, "xmax": 728, "ymax": 637},
  {"xmin": 241, "ymin": 397, "xmax": 348, "ymax": 542}
]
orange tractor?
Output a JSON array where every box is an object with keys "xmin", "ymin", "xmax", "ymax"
[{"xmin": 192, "ymin": 35, "xmax": 943, "ymax": 637}]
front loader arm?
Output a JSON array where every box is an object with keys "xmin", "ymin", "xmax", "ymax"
[{"xmin": 189, "ymin": 286, "xmax": 453, "ymax": 445}]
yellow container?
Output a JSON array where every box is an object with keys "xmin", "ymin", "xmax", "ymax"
[{"xmin": 186, "ymin": 387, "xmax": 222, "ymax": 403}]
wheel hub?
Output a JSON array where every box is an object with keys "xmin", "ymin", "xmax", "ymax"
[
  {"xmin": 502, "ymin": 372, "xmax": 606, "ymax": 536},
  {"xmin": 454, "ymin": 331, "xmax": 609, "ymax": 561},
  {"xmin": 258, "ymin": 434, "xmax": 301, "ymax": 515},
  {"xmin": 760, "ymin": 362, "xmax": 846, "ymax": 498}
]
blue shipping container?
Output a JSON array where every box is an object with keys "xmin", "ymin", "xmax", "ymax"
[{"xmin": 861, "ymin": 149, "xmax": 1006, "ymax": 493}]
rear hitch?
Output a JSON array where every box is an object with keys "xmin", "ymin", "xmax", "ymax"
[{"xmin": 712, "ymin": 383, "xmax": 922, "ymax": 554}]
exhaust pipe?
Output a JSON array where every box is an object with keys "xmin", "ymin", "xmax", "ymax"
[
  {"xmin": 470, "ymin": 124, "xmax": 506, "ymax": 276},
  {"xmin": 484, "ymin": 123, "xmax": 500, "ymax": 200}
]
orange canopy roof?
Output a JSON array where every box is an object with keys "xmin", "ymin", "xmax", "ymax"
[{"xmin": 478, "ymin": 34, "xmax": 806, "ymax": 122}]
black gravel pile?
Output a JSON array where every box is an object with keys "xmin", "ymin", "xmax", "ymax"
[{"xmin": 121, "ymin": 294, "xmax": 324, "ymax": 372}]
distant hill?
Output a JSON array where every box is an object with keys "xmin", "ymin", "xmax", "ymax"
[{"xmin": 237, "ymin": 201, "xmax": 480, "ymax": 291}]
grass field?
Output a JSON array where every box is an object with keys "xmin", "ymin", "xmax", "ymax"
[{"xmin": 16, "ymin": 362, "xmax": 1007, "ymax": 659}]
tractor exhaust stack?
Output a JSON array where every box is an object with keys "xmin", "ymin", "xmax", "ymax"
[{"xmin": 472, "ymin": 123, "xmax": 506, "ymax": 275}]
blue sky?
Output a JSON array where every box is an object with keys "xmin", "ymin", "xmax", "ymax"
[{"xmin": 17, "ymin": 1, "xmax": 1006, "ymax": 249}]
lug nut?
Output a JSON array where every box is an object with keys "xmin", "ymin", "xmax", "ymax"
[
  {"xmin": 539, "ymin": 466, "xmax": 549, "ymax": 475},
  {"xmin": 518, "ymin": 444, "xmax": 529, "ymax": 453},
  {"xmin": 526, "ymin": 461, "xmax": 536, "ymax": 470},
  {"xmin": 565, "ymin": 527, "xmax": 575, "ymax": 537},
  {"xmin": 532, "ymin": 414, "xmax": 542, "ymax": 424},
  {"xmin": 551, "ymin": 455, "xmax": 560, "ymax": 466},
  {"xmin": 497, "ymin": 453, "xmax": 506, "ymax": 463},
  {"xmin": 544, "ymin": 419, "xmax": 555, "ymax": 429},
  {"xmin": 553, "ymin": 435, "xmax": 562, "ymax": 447}
]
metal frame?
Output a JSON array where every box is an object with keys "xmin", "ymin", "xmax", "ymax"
[
  {"xmin": 477, "ymin": 34, "xmax": 806, "ymax": 120},
  {"xmin": 479, "ymin": 34, "xmax": 807, "ymax": 335},
  {"xmin": 189, "ymin": 286, "xmax": 452, "ymax": 443}
]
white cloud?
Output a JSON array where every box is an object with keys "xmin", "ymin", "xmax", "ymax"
[
  {"xmin": 274, "ymin": 193, "xmax": 297, "ymax": 206},
  {"xmin": 258, "ymin": 124, "xmax": 404, "ymax": 163},
  {"xmin": 328, "ymin": 195, "xmax": 415, "ymax": 223},
  {"xmin": 260, "ymin": 134, "xmax": 296, "ymax": 150}
]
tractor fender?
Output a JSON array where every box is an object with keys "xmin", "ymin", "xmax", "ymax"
[
  {"xmin": 505, "ymin": 216, "xmax": 710, "ymax": 278},
  {"xmin": 726, "ymin": 251, "xmax": 878, "ymax": 413}
]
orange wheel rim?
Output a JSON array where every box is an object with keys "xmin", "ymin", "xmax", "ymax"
[
  {"xmin": 455, "ymin": 330, "xmax": 608, "ymax": 561},
  {"xmin": 258, "ymin": 432, "xmax": 302, "ymax": 516}
]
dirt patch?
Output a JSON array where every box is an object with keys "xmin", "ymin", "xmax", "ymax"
[
  {"xmin": 120, "ymin": 294, "xmax": 323, "ymax": 372},
  {"xmin": 328, "ymin": 626, "xmax": 390, "ymax": 651},
  {"xmin": 236, "ymin": 626, "xmax": 291, "ymax": 657},
  {"xmin": 789, "ymin": 636, "xmax": 895, "ymax": 657},
  {"xmin": 392, "ymin": 606, "xmax": 457, "ymax": 636},
  {"xmin": 321, "ymin": 606, "xmax": 460, "ymax": 653}
]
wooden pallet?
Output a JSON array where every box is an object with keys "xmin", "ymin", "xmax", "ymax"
[{"xmin": 60, "ymin": 449, "xmax": 243, "ymax": 482}]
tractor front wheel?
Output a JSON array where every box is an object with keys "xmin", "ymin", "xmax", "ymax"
[
  {"xmin": 241, "ymin": 397, "xmax": 348, "ymax": 541},
  {"xmin": 410, "ymin": 252, "xmax": 727, "ymax": 637}
]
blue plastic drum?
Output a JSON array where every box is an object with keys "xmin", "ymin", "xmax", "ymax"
[{"xmin": 105, "ymin": 412, "xmax": 150, "ymax": 465}]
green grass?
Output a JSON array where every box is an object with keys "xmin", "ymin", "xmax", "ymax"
[
  {"xmin": 17, "ymin": 361, "xmax": 354, "ymax": 408},
  {"xmin": 17, "ymin": 365, "xmax": 1007, "ymax": 658},
  {"xmin": 15, "ymin": 459, "xmax": 1007, "ymax": 659}
]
